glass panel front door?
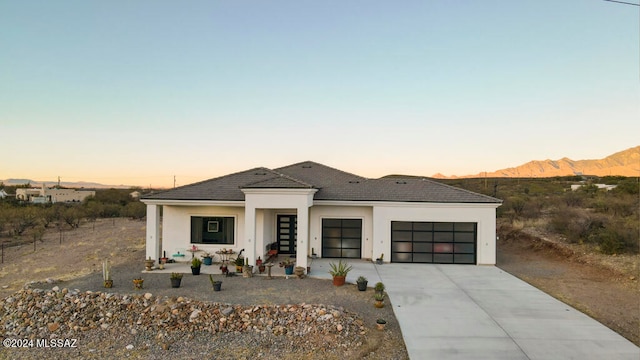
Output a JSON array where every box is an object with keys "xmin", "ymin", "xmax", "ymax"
[{"xmin": 277, "ymin": 215, "xmax": 297, "ymax": 254}]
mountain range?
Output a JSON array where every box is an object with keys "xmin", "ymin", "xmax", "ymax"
[
  {"xmin": 432, "ymin": 146, "xmax": 639, "ymax": 179},
  {"xmin": 0, "ymin": 179, "xmax": 134, "ymax": 189},
  {"xmin": 2, "ymin": 146, "xmax": 639, "ymax": 189}
]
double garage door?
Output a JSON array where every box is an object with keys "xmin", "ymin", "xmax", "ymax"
[{"xmin": 391, "ymin": 221, "xmax": 477, "ymax": 264}]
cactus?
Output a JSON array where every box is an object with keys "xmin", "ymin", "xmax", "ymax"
[{"xmin": 102, "ymin": 260, "xmax": 111, "ymax": 281}]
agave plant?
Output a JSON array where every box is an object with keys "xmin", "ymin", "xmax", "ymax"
[{"xmin": 328, "ymin": 260, "xmax": 353, "ymax": 277}]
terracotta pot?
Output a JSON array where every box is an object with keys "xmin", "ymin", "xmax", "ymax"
[
  {"xmin": 133, "ymin": 279, "xmax": 144, "ymax": 289},
  {"xmin": 144, "ymin": 259, "xmax": 155, "ymax": 271},
  {"xmin": 332, "ymin": 275, "xmax": 346, "ymax": 286},
  {"xmin": 374, "ymin": 300, "xmax": 385, "ymax": 308},
  {"xmin": 103, "ymin": 280, "xmax": 113, "ymax": 288}
]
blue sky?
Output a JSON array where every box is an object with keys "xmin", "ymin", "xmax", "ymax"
[{"xmin": 1, "ymin": 1, "xmax": 638, "ymax": 188}]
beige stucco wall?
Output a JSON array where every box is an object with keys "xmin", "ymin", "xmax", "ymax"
[
  {"xmin": 144, "ymin": 200, "xmax": 498, "ymax": 266},
  {"xmin": 309, "ymin": 205, "xmax": 374, "ymax": 259}
]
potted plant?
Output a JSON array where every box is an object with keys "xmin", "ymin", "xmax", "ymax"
[
  {"xmin": 209, "ymin": 274, "xmax": 222, "ymax": 291},
  {"xmin": 144, "ymin": 257, "xmax": 155, "ymax": 271},
  {"xmin": 233, "ymin": 256, "xmax": 244, "ymax": 273},
  {"xmin": 374, "ymin": 281, "xmax": 385, "ymax": 295},
  {"xmin": 219, "ymin": 263, "xmax": 229, "ymax": 275},
  {"xmin": 374, "ymin": 292, "xmax": 385, "ymax": 308},
  {"xmin": 376, "ymin": 318, "xmax": 387, "ymax": 330},
  {"xmin": 170, "ymin": 272, "xmax": 183, "ymax": 288},
  {"xmin": 356, "ymin": 276, "xmax": 368, "ymax": 291},
  {"xmin": 133, "ymin": 277, "xmax": 144, "ymax": 290},
  {"xmin": 279, "ymin": 258, "xmax": 295, "ymax": 275},
  {"xmin": 103, "ymin": 260, "xmax": 113, "ymax": 288},
  {"xmin": 375, "ymin": 253, "xmax": 384, "ymax": 265},
  {"xmin": 328, "ymin": 260, "xmax": 352, "ymax": 286},
  {"xmin": 160, "ymin": 250, "xmax": 169, "ymax": 266},
  {"xmin": 191, "ymin": 257, "xmax": 202, "ymax": 275},
  {"xmin": 201, "ymin": 252, "xmax": 213, "ymax": 266},
  {"xmin": 256, "ymin": 257, "xmax": 265, "ymax": 274},
  {"xmin": 243, "ymin": 258, "xmax": 254, "ymax": 278}
]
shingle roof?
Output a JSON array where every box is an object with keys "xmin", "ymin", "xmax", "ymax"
[{"xmin": 142, "ymin": 161, "xmax": 502, "ymax": 204}]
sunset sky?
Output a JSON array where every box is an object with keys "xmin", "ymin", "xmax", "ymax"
[{"xmin": 1, "ymin": 1, "xmax": 638, "ymax": 188}]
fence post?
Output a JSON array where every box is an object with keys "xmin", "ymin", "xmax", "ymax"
[{"xmin": 1, "ymin": 242, "xmax": 3, "ymax": 264}]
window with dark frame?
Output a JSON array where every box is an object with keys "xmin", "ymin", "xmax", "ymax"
[{"xmin": 191, "ymin": 216, "xmax": 234, "ymax": 244}]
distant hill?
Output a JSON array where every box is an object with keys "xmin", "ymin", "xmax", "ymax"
[
  {"xmin": 0, "ymin": 179, "xmax": 134, "ymax": 189},
  {"xmin": 433, "ymin": 146, "xmax": 640, "ymax": 179}
]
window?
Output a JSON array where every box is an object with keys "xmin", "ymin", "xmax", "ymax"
[{"xmin": 191, "ymin": 216, "xmax": 235, "ymax": 244}]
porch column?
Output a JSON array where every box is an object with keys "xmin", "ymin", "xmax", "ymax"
[
  {"xmin": 146, "ymin": 204, "xmax": 161, "ymax": 261},
  {"xmin": 296, "ymin": 206, "xmax": 309, "ymax": 269},
  {"xmin": 244, "ymin": 205, "xmax": 257, "ymax": 268}
]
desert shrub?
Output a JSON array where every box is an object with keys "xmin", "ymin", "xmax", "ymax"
[
  {"xmin": 122, "ymin": 201, "xmax": 146, "ymax": 220},
  {"xmin": 502, "ymin": 196, "xmax": 527, "ymax": 221},
  {"xmin": 563, "ymin": 192, "xmax": 584, "ymax": 207},
  {"xmin": 613, "ymin": 178, "xmax": 639, "ymax": 195},
  {"xmin": 61, "ymin": 206, "xmax": 84, "ymax": 228},
  {"xmin": 101, "ymin": 204, "xmax": 122, "ymax": 218},
  {"xmin": 576, "ymin": 183, "xmax": 599, "ymax": 195},
  {"xmin": 520, "ymin": 197, "xmax": 544, "ymax": 219},
  {"xmin": 549, "ymin": 207, "xmax": 603, "ymax": 244},
  {"xmin": 590, "ymin": 227, "xmax": 626, "ymax": 255}
]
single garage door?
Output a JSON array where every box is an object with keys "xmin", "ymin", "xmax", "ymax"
[
  {"xmin": 391, "ymin": 221, "xmax": 476, "ymax": 264},
  {"xmin": 322, "ymin": 218, "xmax": 362, "ymax": 258}
]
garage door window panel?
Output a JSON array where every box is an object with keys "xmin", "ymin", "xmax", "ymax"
[
  {"xmin": 322, "ymin": 218, "xmax": 362, "ymax": 258},
  {"xmin": 391, "ymin": 221, "xmax": 477, "ymax": 264}
]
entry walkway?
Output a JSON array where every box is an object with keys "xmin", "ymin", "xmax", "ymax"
[{"xmin": 311, "ymin": 259, "xmax": 639, "ymax": 360}]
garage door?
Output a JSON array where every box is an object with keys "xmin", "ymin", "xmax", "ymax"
[
  {"xmin": 322, "ymin": 218, "xmax": 362, "ymax": 258},
  {"xmin": 391, "ymin": 221, "xmax": 476, "ymax": 264}
]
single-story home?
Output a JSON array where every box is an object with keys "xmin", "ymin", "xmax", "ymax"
[{"xmin": 141, "ymin": 161, "xmax": 502, "ymax": 269}]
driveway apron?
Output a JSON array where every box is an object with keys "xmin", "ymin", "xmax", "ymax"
[{"xmin": 374, "ymin": 263, "xmax": 640, "ymax": 360}]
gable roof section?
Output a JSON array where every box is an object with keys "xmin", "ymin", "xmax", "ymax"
[
  {"xmin": 142, "ymin": 161, "xmax": 501, "ymax": 204},
  {"xmin": 242, "ymin": 172, "xmax": 313, "ymax": 189}
]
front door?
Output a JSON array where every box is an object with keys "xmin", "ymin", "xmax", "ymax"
[{"xmin": 277, "ymin": 215, "xmax": 297, "ymax": 254}]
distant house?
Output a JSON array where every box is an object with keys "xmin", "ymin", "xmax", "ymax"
[
  {"xmin": 130, "ymin": 191, "xmax": 141, "ymax": 199},
  {"xmin": 141, "ymin": 161, "xmax": 502, "ymax": 269},
  {"xmin": 16, "ymin": 184, "xmax": 95, "ymax": 203},
  {"xmin": 570, "ymin": 184, "xmax": 617, "ymax": 191},
  {"xmin": 0, "ymin": 189, "xmax": 8, "ymax": 199}
]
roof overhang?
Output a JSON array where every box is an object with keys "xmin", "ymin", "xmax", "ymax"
[
  {"xmin": 313, "ymin": 200, "xmax": 502, "ymax": 208},
  {"xmin": 140, "ymin": 199, "xmax": 245, "ymax": 207}
]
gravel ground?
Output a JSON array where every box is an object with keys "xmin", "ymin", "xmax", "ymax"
[{"xmin": 2, "ymin": 259, "xmax": 408, "ymax": 360}]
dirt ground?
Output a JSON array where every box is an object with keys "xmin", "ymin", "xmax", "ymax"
[
  {"xmin": 1, "ymin": 217, "xmax": 638, "ymax": 349},
  {"xmin": 0, "ymin": 218, "xmax": 408, "ymax": 359}
]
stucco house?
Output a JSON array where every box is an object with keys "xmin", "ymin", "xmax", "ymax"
[{"xmin": 141, "ymin": 161, "xmax": 502, "ymax": 269}]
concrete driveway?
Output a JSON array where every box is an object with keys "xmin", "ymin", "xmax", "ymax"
[{"xmin": 309, "ymin": 259, "xmax": 640, "ymax": 360}]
